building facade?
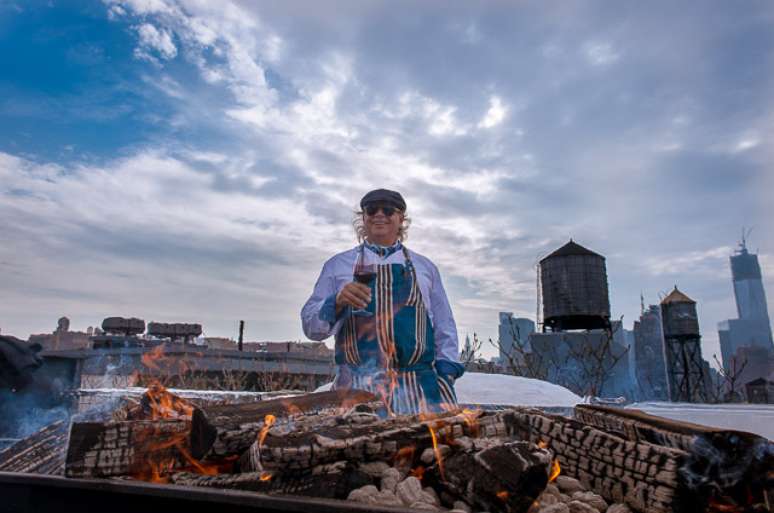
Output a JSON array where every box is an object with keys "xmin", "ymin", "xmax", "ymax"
[
  {"xmin": 632, "ymin": 304, "xmax": 669, "ymax": 400},
  {"xmin": 497, "ymin": 312, "xmax": 534, "ymax": 363}
]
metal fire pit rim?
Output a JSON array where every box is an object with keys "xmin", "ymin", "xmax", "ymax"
[{"xmin": 0, "ymin": 471, "xmax": 421, "ymax": 513}]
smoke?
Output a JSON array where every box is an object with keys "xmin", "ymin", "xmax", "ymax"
[{"xmin": 0, "ymin": 386, "xmax": 69, "ymax": 439}]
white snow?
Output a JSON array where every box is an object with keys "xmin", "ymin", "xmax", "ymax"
[
  {"xmin": 315, "ymin": 372, "xmax": 582, "ymax": 408},
  {"xmin": 627, "ymin": 401, "xmax": 774, "ymax": 441}
]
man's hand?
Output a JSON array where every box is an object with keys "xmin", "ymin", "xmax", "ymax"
[{"xmin": 336, "ymin": 282, "xmax": 372, "ymax": 313}]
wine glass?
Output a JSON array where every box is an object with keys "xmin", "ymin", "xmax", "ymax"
[{"xmin": 352, "ymin": 248, "xmax": 376, "ymax": 317}]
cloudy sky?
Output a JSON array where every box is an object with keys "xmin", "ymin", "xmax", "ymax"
[{"xmin": 1, "ymin": 1, "xmax": 773, "ymax": 362}]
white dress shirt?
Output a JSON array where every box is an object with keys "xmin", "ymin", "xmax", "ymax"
[{"xmin": 300, "ymin": 245, "xmax": 461, "ymax": 365}]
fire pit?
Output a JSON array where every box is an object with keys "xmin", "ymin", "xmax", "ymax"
[{"xmin": 1, "ymin": 384, "xmax": 772, "ymax": 513}]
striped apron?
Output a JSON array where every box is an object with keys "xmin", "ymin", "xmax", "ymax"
[{"xmin": 333, "ymin": 247, "xmax": 458, "ymax": 415}]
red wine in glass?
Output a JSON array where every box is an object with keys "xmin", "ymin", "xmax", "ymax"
[
  {"xmin": 352, "ymin": 256, "xmax": 376, "ymax": 316},
  {"xmin": 354, "ymin": 264, "xmax": 377, "ymax": 284}
]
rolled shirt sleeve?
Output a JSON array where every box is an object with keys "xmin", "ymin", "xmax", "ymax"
[{"xmin": 427, "ymin": 262, "xmax": 464, "ymax": 380}]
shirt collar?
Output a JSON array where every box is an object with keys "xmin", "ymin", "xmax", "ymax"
[{"xmin": 364, "ymin": 240, "xmax": 403, "ymax": 258}]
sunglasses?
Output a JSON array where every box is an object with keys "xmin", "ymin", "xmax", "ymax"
[{"xmin": 364, "ymin": 204, "xmax": 401, "ymax": 217}]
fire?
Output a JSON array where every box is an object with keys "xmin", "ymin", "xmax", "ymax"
[
  {"xmin": 426, "ymin": 423, "xmax": 446, "ymax": 482},
  {"xmin": 143, "ymin": 381, "xmax": 193, "ymax": 420},
  {"xmin": 707, "ymin": 497, "xmax": 743, "ymax": 513},
  {"xmin": 538, "ymin": 440, "xmax": 548, "ymax": 449},
  {"xmin": 141, "ymin": 345, "xmax": 166, "ymax": 371},
  {"xmin": 393, "ymin": 445, "xmax": 415, "ymax": 468},
  {"xmin": 497, "ymin": 490, "xmax": 509, "ymax": 501},
  {"xmin": 258, "ymin": 414, "xmax": 276, "ymax": 447},
  {"xmin": 549, "ymin": 459, "xmax": 561, "ymax": 482},
  {"xmin": 460, "ymin": 408, "xmax": 481, "ymax": 436},
  {"xmin": 131, "ymin": 383, "xmax": 221, "ymax": 483},
  {"xmin": 410, "ymin": 466, "xmax": 425, "ymax": 479},
  {"xmin": 259, "ymin": 471, "xmax": 273, "ymax": 481}
]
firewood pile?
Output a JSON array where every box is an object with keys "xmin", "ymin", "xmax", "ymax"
[{"xmin": 2, "ymin": 383, "xmax": 772, "ymax": 513}]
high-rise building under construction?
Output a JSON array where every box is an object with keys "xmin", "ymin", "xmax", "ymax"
[{"xmin": 718, "ymin": 238, "xmax": 774, "ymax": 372}]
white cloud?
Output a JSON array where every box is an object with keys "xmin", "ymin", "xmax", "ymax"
[
  {"xmin": 478, "ymin": 96, "xmax": 507, "ymax": 129},
  {"xmin": 643, "ymin": 247, "xmax": 733, "ymax": 277},
  {"xmin": 583, "ymin": 41, "xmax": 620, "ymax": 66},
  {"xmin": 135, "ymin": 23, "xmax": 177, "ymax": 62},
  {"xmin": 732, "ymin": 133, "xmax": 760, "ymax": 153},
  {"xmin": 4, "ymin": 0, "xmax": 773, "ymax": 356}
]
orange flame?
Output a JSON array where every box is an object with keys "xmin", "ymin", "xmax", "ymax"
[
  {"xmin": 460, "ymin": 408, "xmax": 480, "ymax": 436},
  {"xmin": 258, "ymin": 414, "xmax": 276, "ymax": 447},
  {"xmin": 549, "ymin": 459, "xmax": 561, "ymax": 482},
  {"xmin": 141, "ymin": 345, "xmax": 166, "ymax": 371},
  {"xmin": 143, "ymin": 381, "xmax": 193, "ymax": 420},
  {"xmin": 538, "ymin": 440, "xmax": 548, "ymax": 449},
  {"xmin": 393, "ymin": 445, "xmax": 415, "ymax": 468},
  {"xmin": 497, "ymin": 490, "xmax": 509, "ymax": 501},
  {"xmin": 410, "ymin": 466, "xmax": 425, "ymax": 480},
  {"xmin": 259, "ymin": 471, "xmax": 273, "ymax": 481},
  {"xmin": 131, "ymin": 383, "xmax": 219, "ymax": 483},
  {"xmin": 427, "ymin": 423, "xmax": 446, "ymax": 482}
]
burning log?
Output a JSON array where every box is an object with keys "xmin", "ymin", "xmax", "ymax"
[
  {"xmin": 170, "ymin": 461, "xmax": 373, "ymax": 499},
  {"xmin": 65, "ymin": 419, "xmax": 192, "ymax": 478},
  {"xmin": 189, "ymin": 389, "xmax": 379, "ymax": 459},
  {"xmin": 66, "ymin": 383, "xmax": 201, "ymax": 479},
  {"xmin": 0, "ymin": 420, "xmax": 68, "ymax": 475},
  {"xmin": 238, "ymin": 407, "xmax": 498, "ymax": 473},
  {"xmin": 425, "ymin": 440, "xmax": 552, "ymax": 513}
]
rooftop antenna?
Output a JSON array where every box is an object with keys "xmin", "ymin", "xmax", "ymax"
[
  {"xmin": 640, "ymin": 291, "xmax": 645, "ymax": 315},
  {"xmin": 739, "ymin": 226, "xmax": 753, "ymax": 253}
]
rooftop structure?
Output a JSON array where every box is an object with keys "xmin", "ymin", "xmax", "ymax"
[
  {"xmin": 660, "ymin": 287, "xmax": 709, "ymax": 402},
  {"xmin": 539, "ymin": 240, "xmax": 610, "ymax": 332}
]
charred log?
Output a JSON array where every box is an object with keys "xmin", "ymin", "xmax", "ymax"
[
  {"xmin": 0, "ymin": 420, "xmax": 68, "ymax": 475},
  {"xmin": 190, "ymin": 389, "xmax": 378, "ymax": 459},
  {"xmin": 65, "ymin": 419, "xmax": 191, "ymax": 478},
  {"xmin": 238, "ymin": 407, "xmax": 501, "ymax": 473},
  {"xmin": 425, "ymin": 440, "xmax": 551, "ymax": 513},
  {"xmin": 171, "ymin": 461, "xmax": 373, "ymax": 499},
  {"xmin": 575, "ymin": 404, "xmax": 774, "ymax": 512}
]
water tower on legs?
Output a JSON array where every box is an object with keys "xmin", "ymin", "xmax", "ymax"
[{"xmin": 660, "ymin": 287, "xmax": 708, "ymax": 403}]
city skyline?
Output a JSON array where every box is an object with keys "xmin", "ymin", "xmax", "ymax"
[{"xmin": 1, "ymin": 2, "xmax": 773, "ymax": 362}]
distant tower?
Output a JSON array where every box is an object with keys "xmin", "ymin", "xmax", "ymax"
[
  {"xmin": 497, "ymin": 313, "xmax": 534, "ymax": 361},
  {"xmin": 660, "ymin": 287, "xmax": 708, "ymax": 402},
  {"xmin": 732, "ymin": 233, "xmax": 771, "ymax": 324},
  {"xmin": 539, "ymin": 240, "xmax": 610, "ymax": 332},
  {"xmin": 717, "ymin": 235, "xmax": 774, "ymax": 373},
  {"xmin": 56, "ymin": 316, "xmax": 70, "ymax": 333}
]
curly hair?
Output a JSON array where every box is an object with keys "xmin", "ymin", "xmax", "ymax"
[{"xmin": 352, "ymin": 209, "xmax": 412, "ymax": 243}]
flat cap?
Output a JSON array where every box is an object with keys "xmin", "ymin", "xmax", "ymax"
[{"xmin": 360, "ymin": 189, "xmax": 406, "ymax": 211}]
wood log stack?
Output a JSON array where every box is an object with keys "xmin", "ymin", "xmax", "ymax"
[
  {"xmin": 1, "ymin": 383, "xmax": 763, "ymax": 513},
  {"xmin": 503, "ymin": 405, "xmax": 773, "ymax": 513},
  {"xmin": 63, "ymin": 388, "xmax": 555, "ymax": 513}
]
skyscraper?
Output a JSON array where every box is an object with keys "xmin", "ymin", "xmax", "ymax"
[
  {"xmin": 632, "ymin": 304, "xmax": 669, "ymax": 400},
  {"xmin": 497, "ymin": 312, "xmax": 534, "ymax": 363},
  {"xmin": 718, "ymin": 239, "xmax": 774, "ymax": 372}
]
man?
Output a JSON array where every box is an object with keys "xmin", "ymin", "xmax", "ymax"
[{"xmin": 301, "ymin": 189, "xmax": 464, "ymax": 414}]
